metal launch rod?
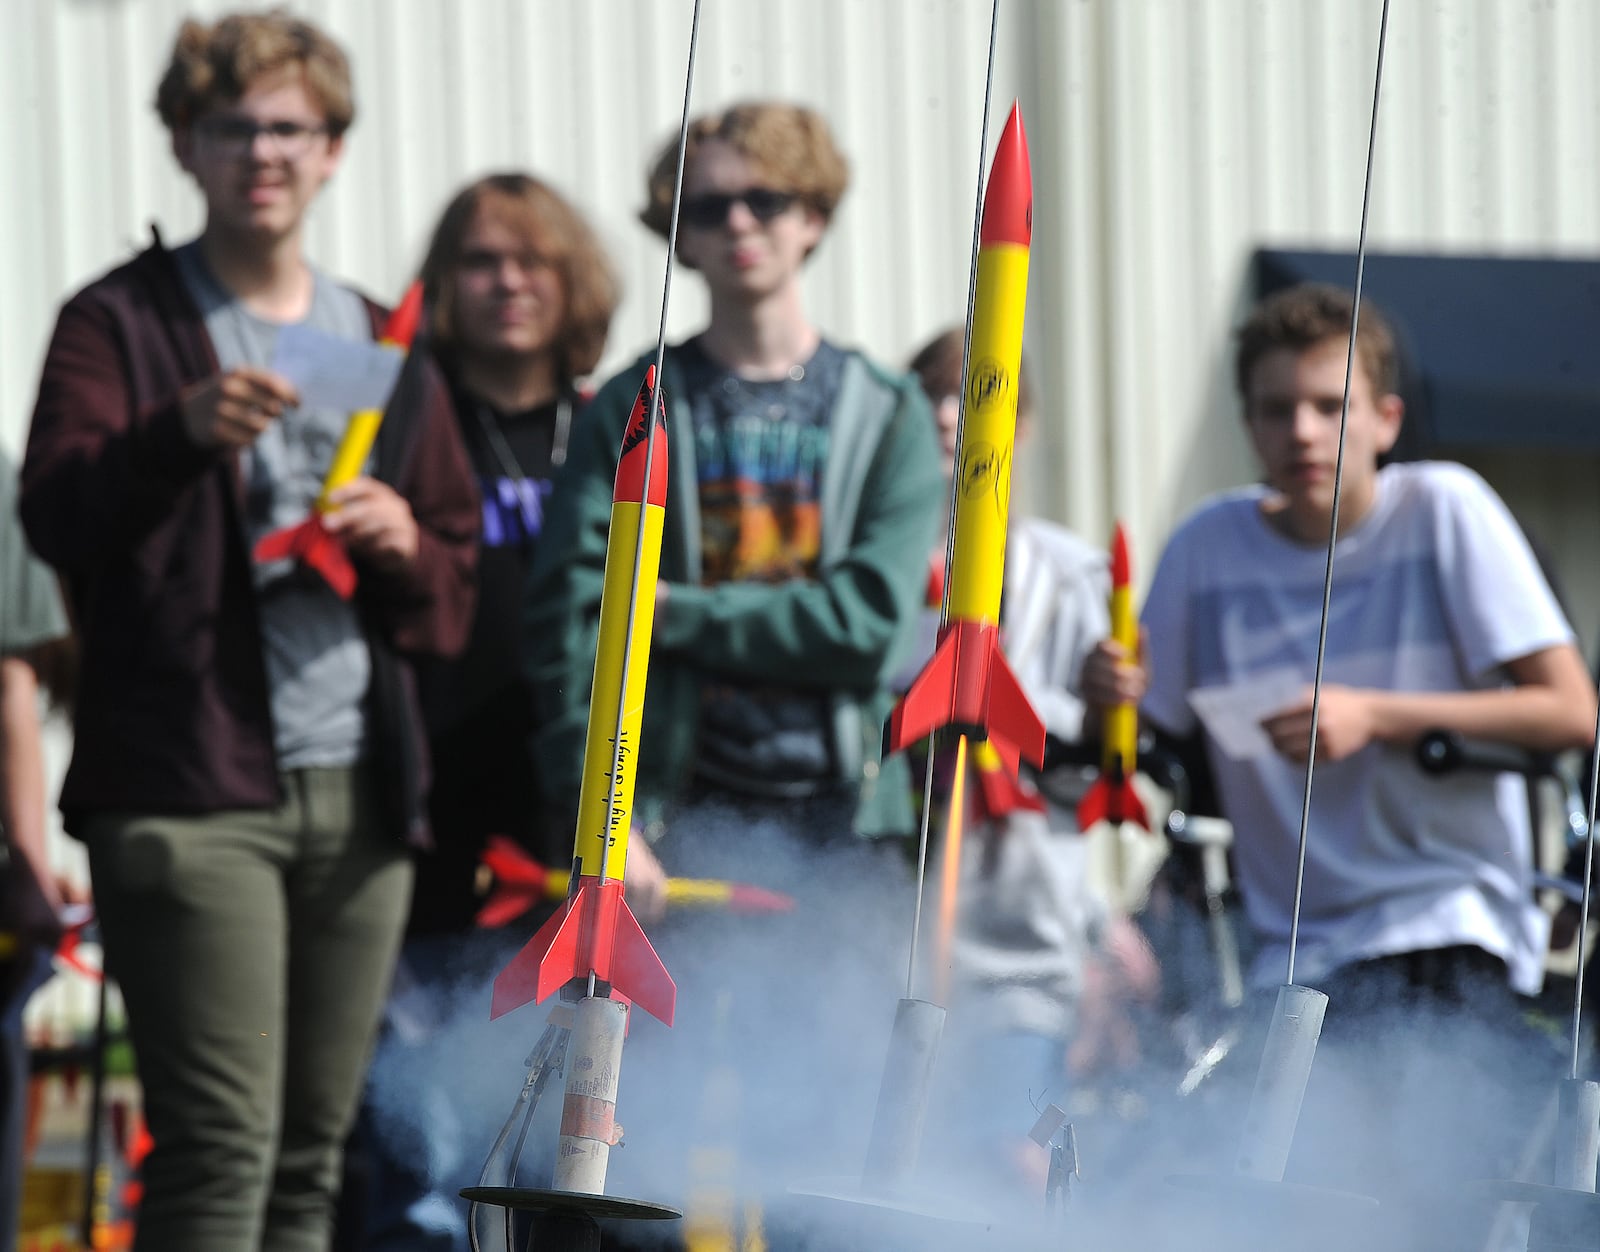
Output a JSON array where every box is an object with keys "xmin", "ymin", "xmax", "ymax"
[
  {"xmin": 1569, "ymin": 699, "xmax": 1600, "ymax": 1085},
  {"xmin": 1231, "ymin": 0, "xmax": 1392, "ymax": 1188},
  {"xmin": 601, "ymin": 0, "xmax": 703, "ymax": 915},
  {"xmin": 907, "ymin": 0, "xmax": 1002, "ymax": 1001},
  {"xmin": 1283, "ymin": 0, "xmax": 1392, "ymax": 990}
]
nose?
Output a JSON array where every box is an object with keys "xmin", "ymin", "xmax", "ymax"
[
  {"xmin": 724, "ymin": 197, "xmax": 759, "ymax": 231},
  {"xmin": 245, "ymin": 126, "xmax": 278, "ymax": 162},
  {"xmin": 1291, "ymin": 402, "xmax": 1321, "ymax": 444}
]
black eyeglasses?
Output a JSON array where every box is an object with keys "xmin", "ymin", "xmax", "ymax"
[
  {"xmin": 680, "ymin": 188, "xmax": 798, "ymax": 229},
  {"xmin": 196, "ymin": 116, "xmax": 330, "ymax": 158}
]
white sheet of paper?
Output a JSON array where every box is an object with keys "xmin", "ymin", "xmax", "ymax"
[
  {"xmin": 270, "ymin": 324, "xmax": 405, "ymax": 413},
  {"xmin": 1187, "ymin": 668, "xmax": 1306, "ymax": 760}
]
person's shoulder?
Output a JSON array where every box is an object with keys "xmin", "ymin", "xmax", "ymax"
[
  {"xmin": 64, "ymin": 240, "xmax": 178, "ymax": 311},
  {"xmin": 1378, "ymin": 460, "xmax": 1512, "ymax": 536},
  {"xmin": 1384, "ymin": 458, "xmax": 1495, "ymax": 504},
  {"xmin": 1167, "ymin": 484, "xmax": 1267, "ymax": 542},
  {"xmin": 1013, "ymin": 515, "xmax": 1107, "ymax": 579},
  {"xmin": 836, "ymin": 344, "xmax": 923, "ymax": 401}
]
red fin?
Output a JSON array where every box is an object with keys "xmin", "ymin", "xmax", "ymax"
[
  {"xmin": 488, "ymin": 878, "xmax": 676, "ymax": 1027},
  {"xmin": 608, "ymin": 895, "xmax": 677, "ymax": 1027},
  {"xmin": 976, "ymin": 753, "xmax": 1045, "ymax": 818},
  {"xmin": 1076, "ymin": 773, "xmax": 1150, "ymax": 833},
  {"xmin": 490, "ymin": 892, "xmax": 585, "ymax": 1020},
  {"xmin": 252, "ymin": 517, "xmax": 356, "ymax": 598},
  {"xmin": 885, "ymin": 621, "xmax": 1046, "ymax": 767},
  {"xmin": 481, "ymin": 835, "xmax": 549, "ymax": 887}
]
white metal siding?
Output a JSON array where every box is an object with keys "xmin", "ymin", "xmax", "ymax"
[{"xmin": 5, "ymin": 0, "xmax": 1599, "ymax": 630}]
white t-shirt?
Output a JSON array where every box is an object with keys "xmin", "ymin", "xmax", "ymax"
[{"xmin": 1141, "ymin": 462, "xmax": 1570, "ymax": 995}]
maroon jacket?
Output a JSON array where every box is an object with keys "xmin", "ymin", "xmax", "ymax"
[{"xmin": 20, "ymin": 238, "xmax": 480, "ymax": 845}]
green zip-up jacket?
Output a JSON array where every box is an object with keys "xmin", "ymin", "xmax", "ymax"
[{"xmin": 525, "ymin": 343, "xmax": 943, "ymax": 840}]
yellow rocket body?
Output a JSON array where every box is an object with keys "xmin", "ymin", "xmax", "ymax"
[
  {"xmin": 574, "ymin": 498, "xmax": 664, "ymax": 881},
  {"xmin": 1103, "ymin": 579, "xmax": 1138, "ymax": 774},
  {"xmin": 947, "ymin": 240, "xmax": 1030, "ymax": 626}
]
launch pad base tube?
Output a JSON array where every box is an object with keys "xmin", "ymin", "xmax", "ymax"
[
  {"xmin": 553, "ymin": 996, "xmax": 629, "ymax": 1194},
  {"xmin": 862, "ymin": 998, "xmax": 947, "ymax": 1193},
  {"xmin": 1235, "ymin": 984, "xmax": 1327, "ymax": 1182}
]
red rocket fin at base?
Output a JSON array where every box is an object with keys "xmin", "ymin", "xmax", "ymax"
[
  {"xmin": 884, "ymin": 619, "xmax": 1046, "ymax": 769},
  {"xmin": 490, "ymin": 877, "xmax": 676, "ymax": 1026},
  {"xmin": 1075, "ymin": 762, "xmax": 1149, "ymax": 833},
  {"xmin": 252, "ymin": 517, "xmax": 357, "ymax": 599}
]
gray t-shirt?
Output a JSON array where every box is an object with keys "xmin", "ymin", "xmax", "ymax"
[{"xmin": 174, "ymin": 242, "xmax": 371, "ymax": 770}]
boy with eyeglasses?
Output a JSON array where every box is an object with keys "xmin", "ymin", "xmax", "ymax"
[
  {"xmin": 524, "ymin": 101, "xmax": 942, "ymax": 1205},
  {"xmin": 20, "ymin": 11, "xmax": 478, "ymax": 1251}
]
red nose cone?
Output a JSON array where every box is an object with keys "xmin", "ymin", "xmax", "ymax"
[
  {"xmin": 979, "ymin": 103, "xmax": 1032, "ymax": 249},
  {"xmin": 383, "ymin": 281, "xmax": 426, "ymax": 348},
  {"xmin": 614, "ymin": 365, "xmax": 670, "ymax": 507},
  {"xmin": 1110, "ymin": 520, "xmax": 1131, "ymax": 587}
]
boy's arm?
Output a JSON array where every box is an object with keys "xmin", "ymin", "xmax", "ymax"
[
  {"xmin": 22, "ymin": 296, "xmax": 221, "ymax": 569},
  {"xmin": 1266, "ymin": 467, "xmax": 1596, "ymax": 762},
  {"xmin": 1262, "ymin": 643, "xmax": 1596, "ymax": 762},
  {"xmin": 649, "ymin": 386, "xmax": 943, "ymax": 690},
  {"xmin": 0, "ymin": 656, "xmax": 64, "ymax": 945}
]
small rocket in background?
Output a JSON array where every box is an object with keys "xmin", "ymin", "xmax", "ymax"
[
  {"xmin": 884, "ymin": 103, "xmax": 1045, "ymax": 776},
  {"xmin": 490, "ymin": 369, "xmax": 676, "ymax": 1029},
  {"xmin": 1076, "ymin": 521, "xmax": 1149, "ymax": 832},
  {"xmin": 252, "ymin": 281, "xmax": 426, "ymax": 598},
  {"xmin": 475, "ymin": 835, "xmax": 794, "ymax": 928}
]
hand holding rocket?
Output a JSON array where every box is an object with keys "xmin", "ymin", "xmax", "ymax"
[
  {"xmin": 252, "ymin": 281, "xmax": 426, "ymax": 597},
  {"xmin": 1077, "ymin": 522, "xmax": 1150, "ymax": 832}
]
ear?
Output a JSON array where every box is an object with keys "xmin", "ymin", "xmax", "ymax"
[
  {"xmin": 798, "ymin": 206, "xmax": 826, "ymax": 254},
  {"xmin": 1374, "ymin": 392, "xmax": 1404, "ymax": 455},
  {"xmin": 172, "ymin": 127, "xmax": 197, "ymax": 176},
  {"xmin": 318, "ymin": 132, "xmax": 346, "ymax": 184}
]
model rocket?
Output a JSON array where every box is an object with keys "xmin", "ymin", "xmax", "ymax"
[
  {"xmin": 490, "ymin": 370, "xmax": 676, "ymax": 1028},
  {"xmin": 252, "ymin": 281, "xmax": 426, "ymax": 598},
  {"xmin": 884, "ymin": 103, "xmax": 1045, "ymax": 775},
  {"xmin": 475, "ymin": 835, "xmax": 793, "ymax": 927},
  {"xmin": 1076, "ymin": 522, "xmax": 1150, "ymax": 831}
]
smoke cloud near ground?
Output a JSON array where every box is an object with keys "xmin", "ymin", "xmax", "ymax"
[{"xmin": 365, "ymin": 801, "xmax": 1582, "ymax": 1252}]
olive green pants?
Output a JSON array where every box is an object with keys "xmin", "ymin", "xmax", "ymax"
[{"xmin": 84, "ymin": 767, "xmax": 413, "ymax": 1252}]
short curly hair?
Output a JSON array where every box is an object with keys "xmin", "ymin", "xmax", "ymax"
[
  {"xmin": 420, "ymin": 174, "xmax": 620, "ymax": 389},
  {"xmin": 639, "ymin": 101, "xmax": 850, "ymax": 243},
  {"xmin": 1235, "ymin": 283, "xmax": 1399, "ymax": 401},
  {"xmin": 154, "ymin": 9, "xmax": 354, "ymax": 136}
]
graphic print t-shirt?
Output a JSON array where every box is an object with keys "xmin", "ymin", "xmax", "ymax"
[{"xmin": 676, "ymin": 337, "xmax": 846, "ymax": 796}]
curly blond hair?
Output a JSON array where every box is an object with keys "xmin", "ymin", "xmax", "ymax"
[
  {"xmin": 154, "ymin": 8, "xmax": 354, "ymax": 135},
  {"xmin": 639, "ymin": 101, "xmax": 850, "ymax": 243}
]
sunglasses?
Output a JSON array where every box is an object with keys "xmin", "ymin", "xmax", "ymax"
[{"xmin": 680, "ymin": 188, "xmax": 798, "ymax": 229}]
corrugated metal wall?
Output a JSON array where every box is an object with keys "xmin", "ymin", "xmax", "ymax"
[
  {"xmin": 5, "ymin": 0, "xmax": 1599, "ymax": 628},
  {"xmin": 7, "ymin": 0, "xmax": 1600, "ymax": 1032}
]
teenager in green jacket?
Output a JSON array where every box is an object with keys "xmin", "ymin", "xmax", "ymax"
[{"xmin": 525, "ymin": 102, "xmax": 942, "ymax": 900}]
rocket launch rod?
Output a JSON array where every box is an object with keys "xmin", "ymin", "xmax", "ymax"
[
  {"xmin": 1283, "ymin": 0, "xmax": 1392, "ymax": 988},
  {"xmin": 600, "ymin": 0, "xmax": 702, "ymax": 912},
  {"xmin": 1570, "ymin": 670, "xmax": 1599, "ymax": 1079},
  {"xmin": 906, "ymin": 0, "xmax": 1003, "ymax": 1002}
]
